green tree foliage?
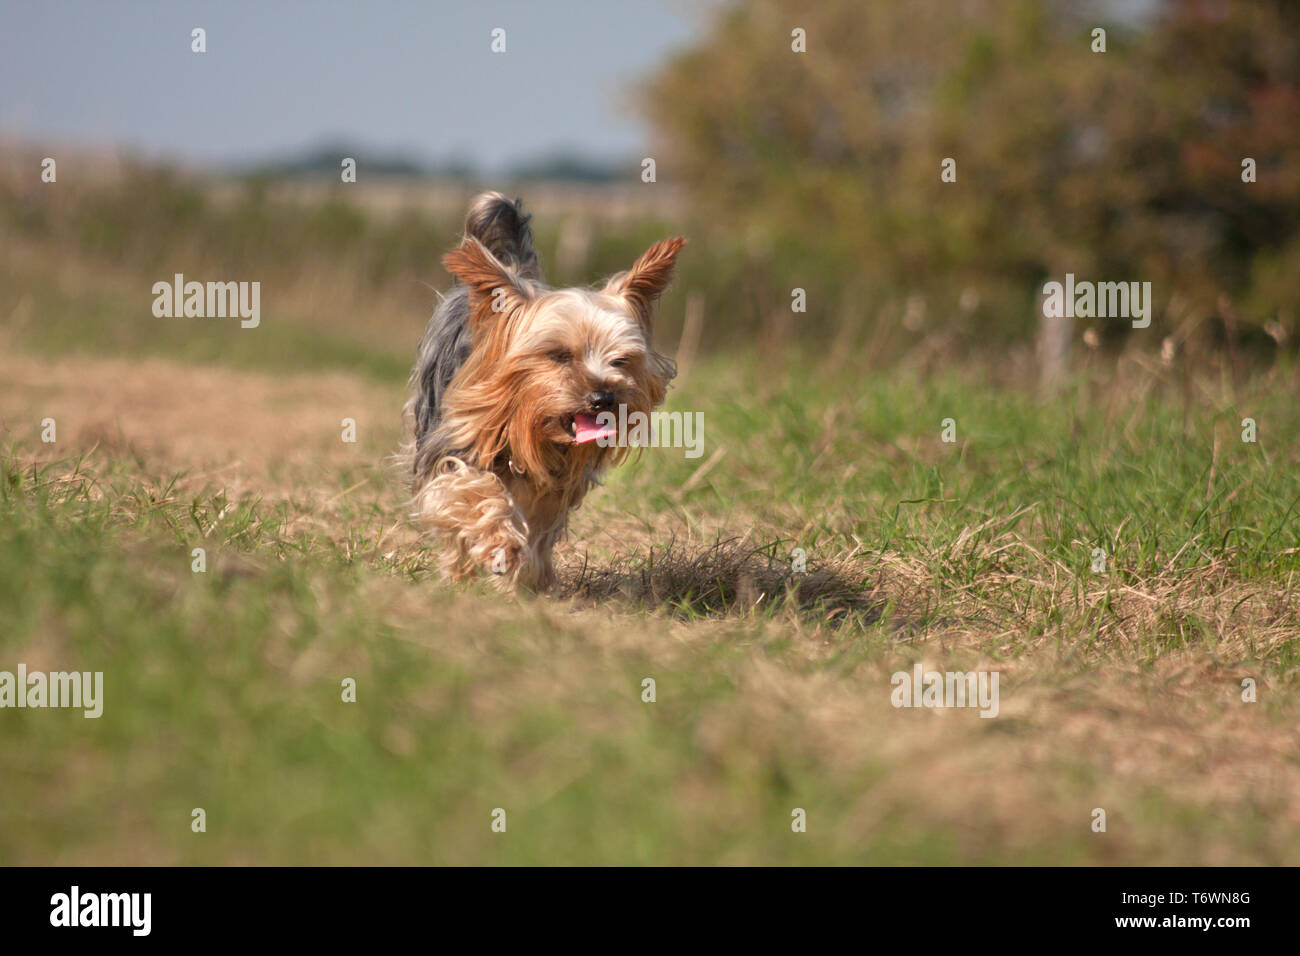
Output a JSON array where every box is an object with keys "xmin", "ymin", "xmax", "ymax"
[{"xmin": 643, "ymin": 0, "xmax": 1300, "ymax": 350}]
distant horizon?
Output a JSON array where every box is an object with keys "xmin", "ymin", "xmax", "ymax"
[
  {"xmin": 232, "ymin": 137, "xmax": 642, "ymax": 181},
  {"xmin": 0, "ymin": 132, "xmax": 649, "ymax": 185}
]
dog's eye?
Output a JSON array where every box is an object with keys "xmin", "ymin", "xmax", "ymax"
[
  {"xmin": 549, "ymin": 350, "xmax": 572, "ymax": 364},
  {"xmin": 610, "ymin": 357, "xmax": 629, "ymax": 369}
]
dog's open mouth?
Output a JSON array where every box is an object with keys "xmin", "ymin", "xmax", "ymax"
[{"xmin": 566, "ymin": 412, "xmax": 618, "ymax": 445}]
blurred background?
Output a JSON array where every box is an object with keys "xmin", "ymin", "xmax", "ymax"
[
  {"xmin": 3, "ymin": 0, "xmax": 1300, "ymax": 868},
  {"xmin": 3, "ymin": 0, "xmax": 1297, "ymax": 382}
]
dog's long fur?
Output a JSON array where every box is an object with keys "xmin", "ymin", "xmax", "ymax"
[{"xmin": 403, "ymin": 192, "xmax": 684, "ymax": 591}]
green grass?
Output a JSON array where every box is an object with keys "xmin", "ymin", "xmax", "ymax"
[
  {"xmin": 2, "ymin": 172, "xmax": 1298, "ymax": 864},
  {"xmin": 0, "ymin": 458, "xmax": 967, "ymax": 864},
  {"xmin": 2, "ymin": 345, "xmax": 1297, "ymax": 863}
]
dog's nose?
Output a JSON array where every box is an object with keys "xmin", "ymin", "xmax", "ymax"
[{"xmin": 587, "ymin": 390, "xmax": 616, "ymax": 411}]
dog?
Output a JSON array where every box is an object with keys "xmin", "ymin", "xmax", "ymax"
[{"xmin": 404, "ymin": 192, "xmax": 685, "ymax": 591}]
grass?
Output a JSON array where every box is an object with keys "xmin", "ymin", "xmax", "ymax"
[
  {"xmin": 2, "ymin": 351, "xmax": 1297, "ymax": 865},
  {"xmin": 1, "ymin": 169, "xmax": 1298, "ymax": 864}
]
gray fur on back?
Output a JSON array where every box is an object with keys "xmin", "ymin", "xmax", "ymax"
[
  {"xmin": 410, "ymin": 284, "xmax": 474, "ymax": 444},
  {"xmin": 405, "ymin": 193, "xmax": 541, "ymax": 484}
]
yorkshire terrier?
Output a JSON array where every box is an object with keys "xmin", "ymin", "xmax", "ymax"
[{"xmin": 404, "ymin": 192, "xmax": 685, "ymax": 591}]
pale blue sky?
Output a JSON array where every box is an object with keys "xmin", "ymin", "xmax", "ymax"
[{"xmin": 0, "ymin": 0, "xmax": 705, "ymax": 173}]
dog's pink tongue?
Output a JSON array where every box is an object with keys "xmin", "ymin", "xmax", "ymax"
[{"xmin": 573, "ymin": 412, "xmax": 617, "ymax": 444}]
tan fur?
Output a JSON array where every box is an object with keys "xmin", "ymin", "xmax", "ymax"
[{"xmin": 411, "ymin": 217, "xmax": 685, "ymax": 592}]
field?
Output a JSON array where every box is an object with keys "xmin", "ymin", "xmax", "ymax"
[{"xmin": 2, "ymin": 167, "xmax": 1298, "ymax": 865}]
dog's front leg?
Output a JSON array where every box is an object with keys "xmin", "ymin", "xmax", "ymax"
[{"xmin": 414, "ymin": 458, "xmax": 534, "ymax": 590}]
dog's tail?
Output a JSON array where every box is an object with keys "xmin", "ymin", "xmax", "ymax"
[{"xmin": 463, "ymin": 191, "xmax": 541, "ymax": 280}]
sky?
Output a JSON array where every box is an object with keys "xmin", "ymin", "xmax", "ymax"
[{"xmin": 0, "ymin": 1, "xmax": 705, "ymax": 174}]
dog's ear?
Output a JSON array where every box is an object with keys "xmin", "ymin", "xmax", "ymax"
[
  {"xmin": 443, "ymin": 238, "xmax": 533, "ymax": 325},
  {"xmin": 603, "ymin": 237, "xmax": 686, "ymax": 329}
]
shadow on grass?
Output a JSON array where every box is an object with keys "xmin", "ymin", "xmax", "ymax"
[{"xmin": 557, "ymin": 536, "xmax": 884, "ymax": 628}]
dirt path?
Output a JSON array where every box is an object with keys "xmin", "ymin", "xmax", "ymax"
[{"xmin": 0, "ymin": 350, "xmax": 406, "ymax": 496}]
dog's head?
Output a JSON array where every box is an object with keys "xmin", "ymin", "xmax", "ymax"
[{"xmin": 438, "ymin": 236, "xmax": 685, "ymax": 483}]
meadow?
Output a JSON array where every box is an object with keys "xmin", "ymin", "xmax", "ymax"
[{"xmin": 1, "ymin": 164, "xmax": 1297, "ymax": 864}]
